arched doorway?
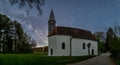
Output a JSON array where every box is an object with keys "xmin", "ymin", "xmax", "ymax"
[
  {"xmin": 92, "ymin": 49, "xmax": 94, "ymax": 55},
  {"xmin": 51, "ymin": 49, "xmax": 53, "ymax": 55},
  {"xmin": 87, "ymin": 43, "xmax": 91, "ymax": 56}
]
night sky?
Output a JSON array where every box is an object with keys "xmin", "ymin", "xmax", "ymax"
[{"xmin": 0, "ymin": 0, "xmax": 120, "ymax": 47}]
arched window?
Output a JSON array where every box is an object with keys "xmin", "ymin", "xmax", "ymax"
[
  {"xmin": 87, "ymin": 43, "xmax": 91, "ymax": 48},
  {"xmin": 83, "ymin": 43, "xmax": 85, "ymax": 49},
  {"xmin": 50, "ymin": 49, "xmax": 53, "ymax": 55},
  {"xmin": 62, "ymin": 42, "xmax": 65, "ymax": 49}
]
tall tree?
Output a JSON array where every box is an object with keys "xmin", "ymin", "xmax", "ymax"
[
  {"xmin": 94, "ymin": 32, "xmax": 106, "ymax": 52},
  {"xmin": 108, "ymin": 26, "xmax": 120, "ymax": 57},
  {"xmin": 113, "ymin": 25, "xmax": 120, "ymax": 37},
  {"xmin": 105, "ymin": 28, "xmax": 115, "ymax": 52},
  {"xmin": 0, "ymin": 14, "xmax": 34, "ymax": 53}
]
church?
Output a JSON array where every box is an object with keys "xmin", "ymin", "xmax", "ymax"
[{"xmin": 48, "ymin": 10, "xmax": 98, "ymax": 56}]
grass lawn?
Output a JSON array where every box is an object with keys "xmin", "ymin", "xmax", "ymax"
[{"xmin": 0, "ymin": 52, "xmax": 94, "ymax": 65}]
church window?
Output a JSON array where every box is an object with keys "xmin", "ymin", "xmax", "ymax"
[
  {"xmin": 87, "ymin": 43, "xmax": 91, "ymax": 48},
  {"xmin": 62, "ymin": 42, "xmax": 65, "ymax": 49},
  {"xmin": 51, "ymin": 49, "xmax": 53, "ymax": 55},
  {"xmin": 83, "ymin": 43, "xmax": 85, "ymax": 49}
]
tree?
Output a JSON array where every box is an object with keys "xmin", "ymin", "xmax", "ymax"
[
  {"xmin": 0, "ymin": 14, "xmax": 34, "ymax": 53},
  {"xmin": 14, "ymin": 22, "xmax": 32, "ymax": 53},
  {"xmin": 105, "ymin": 28, "xmax": 115, "ymax": 52},
  {"xmin": 31, "ymin": 39, "xmax": 37, "ymax": 48},
  {"xmin": 8, "ymin": 0, "xmax": 45, "ymax": 15},
  {"xmin": 94, "ymin": 32, "xmax": 106, "ymax": 53},
  {"xmin": 113, "ymin": 25, "xmax": 120, "ymax": 37},
  {"xmin": 107, "ymin": 26, "xmax": 120, "ymax": 58}
]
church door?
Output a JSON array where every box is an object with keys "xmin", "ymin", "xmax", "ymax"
[
  {"xmin": 51, "ymin": 49, "xmax": 53, "ymax": 55},
  {"xmin": 92, "ymin": 49, "xmax": 94, "ymax": 55}
]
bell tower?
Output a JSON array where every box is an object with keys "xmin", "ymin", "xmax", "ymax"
[{"xmin": 48, "ymin": 10, "xmax": 56, "ymax": 34}]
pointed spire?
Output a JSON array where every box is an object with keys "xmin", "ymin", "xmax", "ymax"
[{"xmin": 49, "ymin": 9, "xmax": 55, "ymax": 20}]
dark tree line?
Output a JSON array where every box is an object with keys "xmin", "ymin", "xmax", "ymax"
[
  {"xmin": 105, "ymin": 28, "xmax": 116, "ymax": 52},
  {"xmin": 106, "ymin": 26, "xmax": 120, "ymax": 58},
  {"xmin": 0, "ymin": 14, "xmax": 36, "ymax": 53},
  {"xmin": 94, "ymin": 32, "xmax": 106, "ymax": 53},
  {"xmin": 94, "ymin": 26, "xmax": 120, "ymax": 58}
]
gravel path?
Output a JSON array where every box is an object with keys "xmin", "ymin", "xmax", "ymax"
[{"xmin": 67, "ymin": 53, "xmax": 116, "ymax": 65}]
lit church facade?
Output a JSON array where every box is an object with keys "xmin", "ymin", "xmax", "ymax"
[{"xmin": 48, "ymin": 10, "xmax": 98, "ymax": 56}]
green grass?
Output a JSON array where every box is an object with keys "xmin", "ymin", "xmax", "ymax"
[{"xmin": 0, "ymin": 52, "xmax": 94, "ymax": 65}]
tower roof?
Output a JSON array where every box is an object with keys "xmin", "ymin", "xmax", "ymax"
[{"xmin": 49, "ymin": 10, "xmax": 55, "ymax": 20}]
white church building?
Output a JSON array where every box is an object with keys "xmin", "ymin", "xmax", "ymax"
[{"xmin": 48, "ymin": 10, "xmax": 98, "ymax": 56}]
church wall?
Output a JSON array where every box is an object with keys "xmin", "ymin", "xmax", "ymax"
[
  {"xmin": 71, "ymin": 38, "xmax": 98, "ymax": 56},
  {"xmin": 48, "ymin": 35, "xmax": 57, "ymax": 56},
  {"xmin": 48, "ymin": 35, "xmax": 98, "ymax": 56},
  {"xmin": 55, "ymin": 35, "xmax": 71, "ymax": 56},
  {"xmin": 90, "ymin": 40, "xmax": 98, "ymax": 55},
  {"xmin": 48, "ymin": 35, "xmax": 71, "ymax": 56}
]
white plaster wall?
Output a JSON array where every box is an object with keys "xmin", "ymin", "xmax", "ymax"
[
  {"xmin": 90, "ymin": 40, "xmax": 98, "ymax": 55},
  {"xmin": 48, "ymin": 35, "xmax": 71, "ymax": 56},
  {"xmin": 48, "ymin": 35, "xmax": 57, "ymax": 56},
  {"xmin": 48, "ymin": 35, "xmax": 98, "ymax": 56},
  {"xmin": 55, "ymin": 35, "xmax": 71, "ymax": 56},
  {"xmin": 71, "ymin": 38, "xmax": 98, "ymax": 56}
]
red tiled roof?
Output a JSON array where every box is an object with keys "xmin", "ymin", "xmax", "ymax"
[{"xmin": 48, "ymin": 26, "xmax": 97, "ymax": 41}]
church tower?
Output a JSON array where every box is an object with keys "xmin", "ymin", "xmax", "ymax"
[{"xmin": 48, "ymin": 10, "xmax": 56, "ymax": 34}]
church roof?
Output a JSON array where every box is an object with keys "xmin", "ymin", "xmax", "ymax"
[
  {"xmin": 48, "ymin": 26, "xmax": 97, "ymax": 41},
  {"xmin": 49, "ymin": 10, "xmax": 55, "ymax": 21}
]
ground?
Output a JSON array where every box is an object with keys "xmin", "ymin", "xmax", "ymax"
[
  {"xmin": 0, "ymin": 52, "xmax": 94, "ymax": 65},
  {"xmin": 67, "ymin": 53, "xmax": 116, "ymax": 65},
  {"xmin": 0, "ymin": 52, "xmax": 115, "ymax": 65}
]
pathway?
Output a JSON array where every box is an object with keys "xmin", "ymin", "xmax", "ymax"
[{"xmin": 67, "ymin": 53, "xmax": 116, "ymax": 65}]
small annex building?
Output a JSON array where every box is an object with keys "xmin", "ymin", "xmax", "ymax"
[{"xmin": 48, "ymin": 10, "xmax": 98, "ymax": 56}]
